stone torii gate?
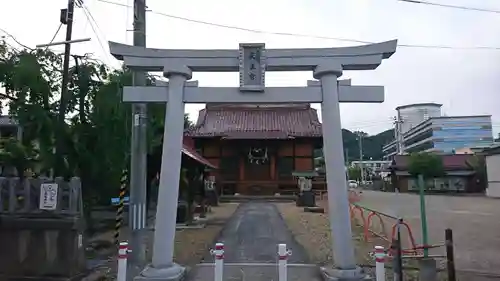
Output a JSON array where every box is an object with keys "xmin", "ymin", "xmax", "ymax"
[{"xmin": 109, "ymin": 40, "xmax": 397, "ymax": 281}]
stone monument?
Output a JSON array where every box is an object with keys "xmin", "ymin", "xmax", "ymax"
[{"xmin": 294, "ymin": 172, "xmax": 316, "ymax": 207}]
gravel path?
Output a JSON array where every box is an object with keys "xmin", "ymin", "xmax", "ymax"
[
  {"xmin": 204, "ymin": 202, "xmax": 308, "ymax": 263},
  {"xmin": 188, "ymin": 202, "xmax": 315, "ymax": 281}
]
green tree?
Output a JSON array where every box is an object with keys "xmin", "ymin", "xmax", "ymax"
[
  {"xmin": 407, "ymin": 152, "xmax": 443, "ymax": 257},
  {"xmin": 408, "ymin": 152, "xmax": 445, "ymax": 179},
  {"xmin": 0, "ymin": 137, "xmax": 38, "ymax": 179},
  {"xmin": 0, "ymin": 40, "xmax": 200, "ymax": 228},
  {"xmin": 466, "ymin": 155, "xmax": 487, "ymax": 192},
  {"xmin": 347, "ymin": 166, "xmax": 362, "ymax": 181},
  {"xmin": 0, "ymin": 43, "xmax": 143, "ymax": 220}
]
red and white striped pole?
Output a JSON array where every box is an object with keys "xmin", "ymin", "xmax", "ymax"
[
  {"xmin": 117, "ymin": 242, "xmax": 128, "ymax": 281},
  {"xmin": 211, "ymin": 242, "xmax": 224, "ymax": 281},
  {"xmin": 374, "ymin": 245, "xmax": 386, "ymax": 281},
  {"xmin": 278, "ymin": 244, "xmax": 292, "ymax": 281}
]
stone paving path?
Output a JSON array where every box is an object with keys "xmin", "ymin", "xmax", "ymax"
[{"xmin": 187, "ymin": 202, "xmax": 321, "ymax": 281}]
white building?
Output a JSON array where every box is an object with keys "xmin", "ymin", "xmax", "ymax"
[
  {"xmin": 383, "ymin": 103, "xmax": 494, "ymax": 159},
  {"xmin": 350, "ymin": 160, "xmax": 391, "ymax": 174},
  {"xmin": 397, "ymin": 103, "xmax": 442, "ymax": 134},
  {"xmin": 485, "ymin": 144, "xmax": 500, "ymax": 198}
]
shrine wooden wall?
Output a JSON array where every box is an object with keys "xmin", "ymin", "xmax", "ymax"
[
  {"xmin": 194, "ymin": 138, "xmax": 318, "ymax": 182},
  {"xmin": 276, "ymin": 140, "xmax": 314, "ymax": 180}
]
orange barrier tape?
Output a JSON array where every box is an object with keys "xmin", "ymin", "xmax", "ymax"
[
  {"xmin": 350, "ymin": 204, "xmax": 366, "ymax": 224},
  {"xmin": 365, "ymin": 211, "xmax": 388, "ymax": 242},
  {"xmin": 389, "ymin": 221, "xmax": 419, "ymax": 255},
  {"xmin": 349, "ymin": 203, "xmax": 421, "ymax": 256}
]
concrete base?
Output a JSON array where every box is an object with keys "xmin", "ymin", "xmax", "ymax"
[
  {"xmin": 304, "ymin": 206, "xmax": 325, "ymax": 213},
  {"xmin": 134, "ymin": 263, "xmax": 186, "ymax": 281},
  {"xmin": 418, "ymin": 258, "xmax": 438, "ymax": 281},
  {"xmin": 296, "ymin": 191, "xmax": 316, "ymax": 207},
  {"xmin": 320, "ymin": 266, "xmax": 372, "ymax": 281}
]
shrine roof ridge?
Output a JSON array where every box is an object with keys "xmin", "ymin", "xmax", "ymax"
[{"xmin": 185, "ymin": 103, "xmax": 322, "ymax": 138}]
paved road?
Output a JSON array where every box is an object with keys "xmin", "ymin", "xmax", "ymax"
[
  {"xmin": 188, "ymin": 202, "xmax": 318, "ymax": 281},
  {"xmin": 359, "ymin": 190, "xmax": 500, "ymax": 278}
]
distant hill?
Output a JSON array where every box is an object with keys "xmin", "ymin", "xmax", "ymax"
[
  {"xmin": 342, "ymin": 128, "xmax": 394, "ymax": 161},
  {"xmin": 314, "ymin": 128, "xmax": 395, "ymax": 162}
]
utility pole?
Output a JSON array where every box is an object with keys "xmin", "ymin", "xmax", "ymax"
[
  {"xmin": 344, "ymin": 148, "xmax": 349, "ymax": 181},
  {"xmin": 55, "ymin": 0, "xmax": 76, "ymax": 177},
  {"xmin": 392, "ymin": 115, "xmax": 404, "ymax": 280},
  {"xmin": 129, "ymin": 0, "xmax": 148, "ymax": 268},
  {"xmin": 357, "ymin": 132, "xmax": 364, "ymax": 184},
  {"xmin": 393, "ymin": 116, "xmax": 405, "ymax": 155}
]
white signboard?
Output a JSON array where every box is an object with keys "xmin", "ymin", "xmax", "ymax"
[
  {"xmin": 239, "ymin": 43, "xmax": 266, "ymax": 92},
  {"xmin": 39, "ymin": 183, "xmax": 59, "ymax": 210}
]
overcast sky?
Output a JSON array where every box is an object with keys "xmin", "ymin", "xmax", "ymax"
[{"xmin": 1, "ymin": 0, "xmax": 499, "ymax": 136}]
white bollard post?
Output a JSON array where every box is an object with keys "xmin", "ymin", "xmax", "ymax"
[
  {"xmin": 278, "ymin": 244, "xmax": 292, "ymax": 281},
  {"xmin": 374, "ymin": 245, "xmax": 386, "ymax": 281},
  {"xmin": 117, "ymin": 242, "xmax": 128, "ymax": 281},
  {"xmin": 211, "ymin": 242, "xmax": 224, "ymax": 281}
]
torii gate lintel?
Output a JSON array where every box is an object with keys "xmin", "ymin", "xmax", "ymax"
[
  {"xmin": 109, "ymin": 39, "xmax": 397, "ymax": 72},
  {"xmin": 122, "ymin": 82, "xmax": 385, "ymax": 104}
]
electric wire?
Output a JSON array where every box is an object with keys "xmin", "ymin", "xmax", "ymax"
[
  {"xmin": 77, "ymin": 0, "xmax": 114, "ymax": 64},
  {"xmin": 0, "ymin": 28, "xmax": 32, "ymax": 50},
  {"xmin": 399, "ymin": 0, "xmax": 500, "ymax": 14},
  {"xmin": 43, "ymin": 23, "xmax": 63, "ymax": 51},
  {"xmin": 97, "ymin": 0, "xmax": 500, "ymax": 51}
]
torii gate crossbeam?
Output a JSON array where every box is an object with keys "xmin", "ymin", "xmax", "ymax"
[{"xmin": 122, "ymin": 81, "xmax": 385, "ymax": 104}]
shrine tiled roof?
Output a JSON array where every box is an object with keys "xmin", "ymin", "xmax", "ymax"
[
  {"xmin": 185, "ymin": 104, "xmax": 322, "ymax": 139},
  {"xmin": 182, "ymin": 144, "xmax": 218, "ymax": 169},
  {"xmin": 391, "ymin": 154, "xmax": 473, "ymax": 171}
]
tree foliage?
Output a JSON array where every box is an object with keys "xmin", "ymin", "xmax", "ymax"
[
  {"xmin": 342, "ymin": 129, "xmax": 395, "ymax": 162},
  {"xmin": 466, "ymin": 155, "xmax": 487, "ymax": 190},
  {"xmin": 408, "ymin": 152, "xmax": 445, "ymax": 178},
  {"xmin": 347, "ymin": 166, "xmax": 362, "ymax": 181},
  {"xmin": 0, "ymin": 41, "xmax": 194, "ymax": 214}
]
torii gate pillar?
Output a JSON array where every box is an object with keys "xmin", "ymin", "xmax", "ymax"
[
  {"xmin": 110, "ymin": 40, "xmax": 397, "ymax": 281},
  {"xmin": 314, "ymin": 63, "xmax": 361, "ymax": 278}
]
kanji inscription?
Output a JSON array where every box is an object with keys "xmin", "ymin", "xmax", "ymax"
[{"xmin": 239, "ymin": 43, "xmax": 266, "ymax": 92}]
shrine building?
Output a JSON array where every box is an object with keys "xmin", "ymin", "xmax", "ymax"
[{"xmin": 184, "ymin": 103, "xmax": 325, "ymax": 195}]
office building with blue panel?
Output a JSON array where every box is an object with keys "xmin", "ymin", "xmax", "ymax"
[{"xmin": 383, "ymin": 115, "xmax": 494, "ymax": 159}]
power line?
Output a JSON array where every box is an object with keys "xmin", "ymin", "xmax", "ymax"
[
  {"xmin": 45, "ymin": 24, "xmax": 63, "ymax": 51},
  {"xmin": 97, "ymin": 0, "xmax": 500, "ymax": 51},
  {"xmin": 0, "ymin": 28, "xmax": 32, "ymax": 50},
  {"xmin": 77, "ymin": 2, "xmax": 113, "ymax": 64},
  {"xmin": 399, "ymin": 0, "xmax": 500, "ymax": 14}
]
